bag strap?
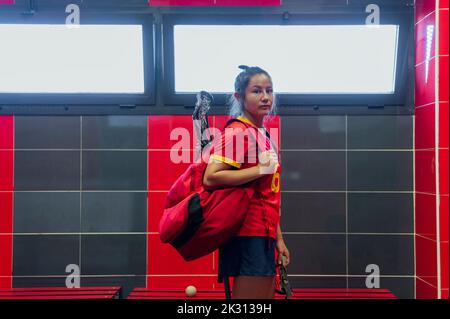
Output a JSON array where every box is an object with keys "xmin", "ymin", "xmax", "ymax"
[
  {"xmin": 223, "ymin": 118, "xmax": 275, "ymax": 204},
  {"xmin": 224, "ymin": 117, "xmax": 271, "ymax": 138},
  {"xmin": 224, "ymin": 117, "xmax": 276, "ymax": 153}
]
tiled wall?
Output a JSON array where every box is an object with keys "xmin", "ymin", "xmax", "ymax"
[
  {"xmin": 1, "ymin": 116, "xmax": 149, "ymax": 295},
  {"xmin": 414, "ymin": 0, "xmax": 449, "ymax": 299},
  {"xmin": 280, "ymin": 115, "xmax": 414, "ymax": 299},
  {"xmin": 0, "ymin": 114, "xmax": 415, "ymax": 298}
]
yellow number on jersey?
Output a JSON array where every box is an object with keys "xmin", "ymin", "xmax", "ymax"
[{"xmin": 271, "ymin": 172, "xmax": 280, "ymax": 193}]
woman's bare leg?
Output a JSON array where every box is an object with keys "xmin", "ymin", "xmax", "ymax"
[{"xmin": 232, "ymin": 276, "xmax": 276, "ymax": 299}]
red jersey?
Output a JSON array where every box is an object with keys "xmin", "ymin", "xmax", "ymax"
[{"xmin": 209, "ymin": 116, "xmax": 281, "ymax": 239}]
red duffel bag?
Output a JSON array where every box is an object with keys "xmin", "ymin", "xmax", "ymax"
[
  {"xmin": 159, "ymin": 117, "xmax": 260, "ymax": 261},
  {"xmin": 158, "ymin": 158, "xmax": 256, "ymax": 261}
]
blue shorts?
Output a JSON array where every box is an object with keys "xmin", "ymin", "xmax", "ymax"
[{"xmin": 218, "ymin": 236, "xmax": 276, "ymax": 280}]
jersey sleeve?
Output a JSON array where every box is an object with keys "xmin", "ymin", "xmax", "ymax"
[{"xmin": 209, "ymin": 123, "xmax": 258, "ymax": 168}]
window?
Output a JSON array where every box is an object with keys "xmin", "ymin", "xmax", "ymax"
[
  {"xmin": 0, "ymin": 17, "xmax": 154, "ymax": 106},
  {"xmin": 0, "ymin": 24, "xmax": 144, "ymax": 94},
  {"xmin": 163, "ymin": 13, "xmax": 413, "ymax": 112},
  {"xmin": 174, "ymin": 25, "xmax": 399, "ymax": 95}
]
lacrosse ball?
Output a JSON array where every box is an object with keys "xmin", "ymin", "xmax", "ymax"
[{"xmin": 185, "ymin": 285, "xmax": 197, "ymax": 297}]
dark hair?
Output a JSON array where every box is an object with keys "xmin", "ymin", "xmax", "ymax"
[{"xmin": 229, "ymin": 65, "xmax": 277, "ymax": 119}]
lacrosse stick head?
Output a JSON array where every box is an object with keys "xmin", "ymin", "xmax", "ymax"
[
  {"xmin": 193, "ymin": 91, "xmax": 214, "ymax": 120},
  {"xmin": 193, "ymin": 91, "xmax": 214, "ymax": 155}
]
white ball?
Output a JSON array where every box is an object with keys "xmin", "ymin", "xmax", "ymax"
[{"xmin": 185, "ymin": 285, "xmax": 197, "ymax": 297}]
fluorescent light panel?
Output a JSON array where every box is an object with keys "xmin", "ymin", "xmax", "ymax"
[
  {"xmin": 0, "ymin": 24, "xmax": 145, "ymax": 94},
  {"xmin": 174, "ymin": 25, "xmax": 399, "ymax": 94}
]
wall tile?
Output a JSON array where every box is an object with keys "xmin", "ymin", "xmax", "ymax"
[
  {"xmin": 14, "ymin": 192, "xmax": 80, "ymax": 233},
  {"xmin": 81, "ymin": 192, "xmax": 146, "ymax": 233},
  {"xmin": 0, "ymin": 151, "xmax": 13, "ymax": 191},
  {"xmin": 416, "ymin": 192, "xmax": 437, "ymax": 239},
  {"xmin": 439, "ymin": 56, "xmax": 449, "ymax": 101},
  {"xmin": 147, "ymin": 234, "xmax": 214, "ymax": 275},
  {"xmin": 348, "ymin": 193, "xmax": 414, "ymax": 233},
  {"xmin": 13, "ymin": 235, "xmax": 79, "ymax": 276},
  {"xmin": 348, "ymin": 235, "xmax": 414, "ymax": 276},
  {"xmin": 281, "ymin": 192, "xmax": 346, "ymax": 232},
  {"xmin": 281, "ymin": 116, "xmax": 345, "ymax": 149},
  {"xmin": 439, "ymin": 9, "xmax": 449, "ymax": 55},
  {"xmin": 415, "ymin": 0, "xmax": 436, "ymax": 23},
  {"xmin": 439, "ymin": 103, "xmax": 449, "ymax": 148},
  {"xmin": 286, "ymin": 276, "xmax": 347, "ymax": 289},
  {"xmin": 148, "ymin": 115, "xmax": 193, "ymax": 149},
  {"xmin": 415, "ymin": 13, "xmax": 436, "ymax": 65},
  {"xmin": 348, "ymin": 116, "xmax": 413, "ymax": 149},
  {"xmin": 83, "ymin": 116, "xmax": 147, "ymax": 149},
  {"xmin": 14, "ymin": 151, "xmax": 80, "ymax": 191},
  {"xmin": 148, "ymin": 150, "xmax": 191, "ymax": 190},
  {"xmin": 415, "ymin": 57, "xmax": 436, "ymax": 107},
  {"xmin": 283, "ymin": 234, "xmax": 346, "ymax": 275},
  {"xmin": 416, "ymin": 235, "xmax": 438, "ymax": 287},
  {"xmin": 415, "ymin": 150, "xmax": 436, "ymax": 194},
  {"xmin": 441, "ymin": 241, "xmax": 449, "ymax": 289},
  {"xmin": 12, "ymin": 276, "xmax": 69, "ymax": 288},
  {"xmin": 0, "ymin": 192, "xmax": 13, "ymax": 233},
  {"xmin": 0, "ymin": 277, "xmax": 11, "ymax": 289},
  {"xmin": 148, "ymin": 191, "xmax": 167, "ymax": 233},
  {"xmin": 348, "ymin": 151, "xmax": 413, "ymax": 191},
  {"xmin": 15, "ymin": 116, "xmax": 80, "ymax": 149},
  {"xmin": 415, "ymin": 104, "xmax": 435, "ymax": 149},
  {"xmin": 0, "ymin": 234, "xmax": 12, "ymax": 276},
  {"xmin": 439, "ymin": 148, "xmax": 449, "ymax": 195},
  {"xmin": 0, "ymin": 116, "xmax": 14, "ymax": 149},
  {"xmin": 440, "ymin": 195, "xmax": 449, "ymax": 242},
  {"xmin": 82, "ymin": 151, "xmax": 147, "ymax": 191},
  {"xmin": 281, "ymin": 151, "xmax": 346, "ymax": 191},
  {"xmin": 416, "ymin": 277, "xmax": 438, "ymax": 299},
  {"xmin": 81, "ymin": 235, "xmax": 147, "ymax": 276}
]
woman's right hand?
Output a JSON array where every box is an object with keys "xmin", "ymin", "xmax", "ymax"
[{"xmin": 258, "ymin": 150, "xmax": 279, "ymax": 174}]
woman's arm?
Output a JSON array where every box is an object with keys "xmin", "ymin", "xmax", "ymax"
[
  {"xmin": 203, "ymin": 150, "xmax": 278, "ymax": 189},
  {"xmin": 276, "ymin": 224, "xmax": 290, "ymax": 266},
  {"xmin": 203, "ymin": 162, "xmax": 261, "ymax": 189}
]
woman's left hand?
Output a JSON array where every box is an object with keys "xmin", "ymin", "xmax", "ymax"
[{"xmin": 276, "ymin": 239, "xmax": 290, "ymax": 267}]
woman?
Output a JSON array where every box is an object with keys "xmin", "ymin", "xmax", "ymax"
[{"xmin": 203, "ymin": 65, "xmax": 290, "ymax": 299}]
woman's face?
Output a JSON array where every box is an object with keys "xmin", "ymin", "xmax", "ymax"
[{"xmin": 242, "ymin": 73, "xmax": 274, "ymax": 119}]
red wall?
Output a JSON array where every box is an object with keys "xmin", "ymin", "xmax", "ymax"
[
  {"xmin": 0, "ymin": 116, "xmax": 13, "ymax": 289},
  {"xmin": 414, "ymin": 0, "xmax": 449, "ymax": 299}
]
